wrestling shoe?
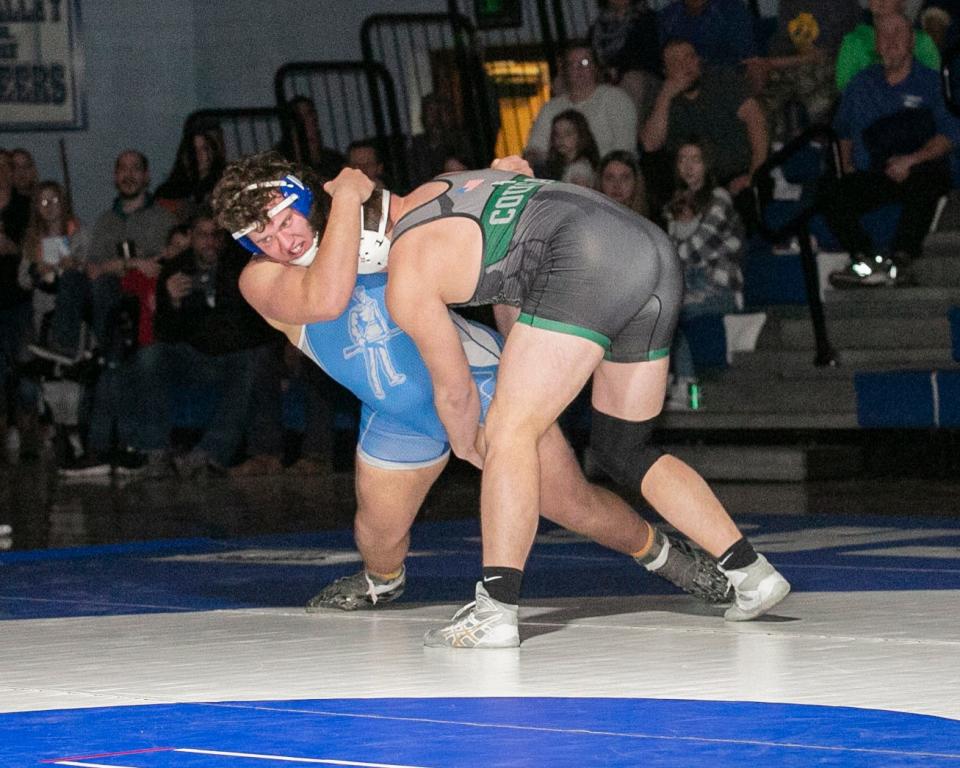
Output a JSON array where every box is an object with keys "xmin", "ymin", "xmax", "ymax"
[
  {"xmin": 305, "ymin": 566, "xmax": 405, "ymax": 612},
  {"xmin": 423, "ymin": 582, "xmax": 519, "ymax": 648},
  {"xmin": 719, "ymin": 554, "xmax": 791, "ymax": 621},
  {"xmin": 636, "ymin": 529, "xmax": 733, "ymax": 604}
]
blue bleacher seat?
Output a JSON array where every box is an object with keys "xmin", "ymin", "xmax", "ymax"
[
  {"xmin": 681, "ymin": 314, "xmax": 728, "ymax": 370},
  {"xmin": 854, "ymin": 370, "xmax": 937, "ymax": 428},
  {"xmin": 938, "ymin": 370, "xmax": 960, "ymax": 427}
]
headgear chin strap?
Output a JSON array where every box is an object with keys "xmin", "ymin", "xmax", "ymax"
[
  {"xmin": 231, "ymin": 174, "xmax": 314, "ymax": 254},
  {"xmin": 288, "ymin": 233, "xmax": 319, "ymax": 267},
  {"xmin": 358, "ymin": 189, "xmax": 391, "ymax": 274}
]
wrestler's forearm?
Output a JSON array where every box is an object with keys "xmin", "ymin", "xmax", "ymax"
[
  {"xmin": 302, "ymin": 192, "xmax": 362, "ymax": 316},
  {"xmin": 436, "ymin": 391, "xmax": 482, "ymax": 467}
]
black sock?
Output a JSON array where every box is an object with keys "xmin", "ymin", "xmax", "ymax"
[
  {"xmin": 482, "ymin": 566, "xmax": 523, "ymax": 605},
  {"xmin": 718, "ymin": 537, "xmax": 758, "ymax": 571}
]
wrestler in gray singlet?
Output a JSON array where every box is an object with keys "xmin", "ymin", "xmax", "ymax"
[{"xmin": 390, "ymin": 169, "xmax": 682, "ymax": 363}]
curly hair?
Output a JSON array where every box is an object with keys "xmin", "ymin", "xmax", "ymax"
[{"xmin": 211, "ymin": 150, "xmax": 329, "ymax": 237}]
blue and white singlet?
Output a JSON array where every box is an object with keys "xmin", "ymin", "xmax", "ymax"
[{"xmin": 298, "ymin": 272, "xmax": 501, "ymax": 469}]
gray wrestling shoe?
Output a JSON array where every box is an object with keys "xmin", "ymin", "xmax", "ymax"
[
  {"xmin": 305, "ymin": 566, "xmax": 405, "ymax": 612},
  {"xmin": 423, "ymin": 582, "xmax": 519, "ymax": 649},
  {"xmin": 636, "ymin": 529, "xmax": 733, "ymax": 604},
  {"xmin": 719, "ymin": 554, "xmax": 791, "ymax": 621}
]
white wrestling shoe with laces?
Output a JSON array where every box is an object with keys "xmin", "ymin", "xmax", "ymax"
[
  {"xmin": 719, "ymin": 554, "xmax": 791, "ymax": 621},
  {"xmin": 423, "ymin": 582, "xmax": 519, "ymax": 648}
]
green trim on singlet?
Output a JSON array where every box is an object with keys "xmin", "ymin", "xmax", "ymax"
[
  {"xmin": 480, "ymin": 175, "xmax": 553, "ymax": 267},
  {"xmin": 517, "ymin": 312, "xmax": 611, "ymax": 349},
  {"xmin": 603, "ymin": 346, "xmax": 670, "ymax": 361}
]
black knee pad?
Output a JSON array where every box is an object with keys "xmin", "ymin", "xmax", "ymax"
[{"xmin": 589, "ymin": 410, "xmax": 663, "ymax": 489}]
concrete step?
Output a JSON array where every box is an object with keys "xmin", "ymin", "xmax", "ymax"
[
  {"xmin": 693, "ymin": 377, "xmax": 855, "ymax": 413},
  {"xmin": 759, "ymin": 316, "xmax": 951, "ymax": 351},
  {"xmin": 912, "ymin": 255, "xmax": 960, "ymax": 288},
  {"xmin": 728, "ymin": 349, "xmax": 957, "ymax": 378},
  {"xmin": 820, "ymin": 286, "xmax": 960, "ymax": 318},
  {"xmin": 663, "ymin": 444, "xmax": 862, "ymax": 481},
  {"xmin": 657, "ymin": 411, "xmax": 859, "ymax": 429},
  {"xmin": 921, "ymin": 230, "xmax": 960, "ymax": 259}
]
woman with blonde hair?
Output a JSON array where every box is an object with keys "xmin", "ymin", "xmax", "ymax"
[{"xmin": 17, "ymin": 181, "xmax": 83, "ymax": 343}]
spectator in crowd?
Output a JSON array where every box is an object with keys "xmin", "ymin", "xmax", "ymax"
[
  {"xmin": 824, "ymin": 13, "xmax": 959, "ymax": 288},
  {"xmin": 744, "ymin": 0, "xmax": 861, "ymax": 142},
  {"xmin": 119, "ymin": 223, "xmax": 190, "ymax": 353},
  {"xmin": 407, "ymin": 93, "xmax": 471, "ymax": 187},
  {"xmin": 10, "ymin": 149, "xmax": 38, "ymax": 199},
  {"xmin": 155, "ymin": 127, "xmax": 226, "ymax": 224},
  {"xmin": 641, "ymin": 39, "xmax": 768, "ymax": 221},
  {"xmin": 231, "ymin": 336, "xmax": 343, "ymax": 477},
  {"xmin": 921, "ymin": 1, "xmax": 959, "ymax": 51},
  {"xmin": 657, "ymin": 0, "xmax": 756, "ymax": 66},
  {"xmin": 545, "ymin": 109, "xmax": 601, "ymax": 186},
  {"xmin": 17, "ymin": 181, "xmax": 81, "ymax": 345},
  {"xmin": 46, "ymin": 150, "xmax": 175, "ymax": 358},
  {"xmin": 836, "ymin": 0, "xmax": 940, "ymax": 90},
  {"xmin": 597, "ymin": 150, "xmax": 650, "ymax": 219},
  {"xmin": 921, "ymin": 5, "xmax": 953, "ymax": 51},
  {"xmin": 590, "ymin": 0, "xmax": 663, "ymax": 124},
  {"xmin": 0, "ymin": 149, "xmax": 30, "ymax": 247},
  {"xmin": 13, "ymin": 180, "xmax": 76, "ymax": 461},
  {"xmin": 0, "ymin": 149, "xmax": 34, "ymax": 460},
  {"xmin": 136, "ymin": 210, "xmax": 278, "ymax": 477},
  {"xmin": 281, "ymin": 96, "xmax": 346, "ymax": 181},
  {"xmin": 663, "ymin": 139, "xmax": 744, "ymax": 407},
  {"xmin": 524, "ymin": 42, "xmax": 637, "ymax": 173},
  {"xmin": 57, "ymin": 222, "xmax": 192, "ymax": 479},
  {"xmin": 440, "ymin": 148, "xmax": 474, "ymax": 174},
  {"xmin": 347, "ymin": 138, "xmax": 387, "ymax": 189}
]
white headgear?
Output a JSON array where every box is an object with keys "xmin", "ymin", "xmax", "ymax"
[{"xmin": 358, "ymin": 190, "xmax": 391, "ymax": 274}]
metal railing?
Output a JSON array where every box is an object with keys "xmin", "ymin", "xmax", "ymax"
[
  {"xmin": 184, "ymin": 107, "xmax": 286, "ymax": 161},
  {"xmin": 274, "ymin": 60, "xmax": 405, "ymax": 186},
  {"xmin": 752, "ymin": 123, "xmax": 843, "ymax": 367}
]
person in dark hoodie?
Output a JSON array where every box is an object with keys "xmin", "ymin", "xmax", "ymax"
[{"xmin": 139, "ymin": 208, "xmax": 278, "ymax": 476}]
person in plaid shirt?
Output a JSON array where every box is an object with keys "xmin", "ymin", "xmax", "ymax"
[{"xmin": 663, "ymin": 138, "xmax": 744, "ymax": 407}]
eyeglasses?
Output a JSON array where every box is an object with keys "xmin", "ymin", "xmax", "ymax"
[
  {"xmin": 566, "ymin": 57, "xmax": 595, "ymax": 69},
  {"xmin": 39, "ymin": 197, "xmax": 61, "ymax": 207}
]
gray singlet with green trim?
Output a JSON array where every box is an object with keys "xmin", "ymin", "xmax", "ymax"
[{"xmin": 390, "ymin": 169, "xmax": 682, "ymax": 363}]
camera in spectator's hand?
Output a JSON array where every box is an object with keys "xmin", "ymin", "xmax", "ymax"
[
  {"xmin": 116, "ymin": 239, "xmax": 137, "ymax": 262},
  {"xmin": 191, "ymin": 271, "xmax": 211, "ymax": 292}
]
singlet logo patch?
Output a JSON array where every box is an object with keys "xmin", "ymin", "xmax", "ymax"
[
  {"xmin": 454, "ymin": 178, "xmax": 485, "ymax": 194},
  {"xmin": 481, "ymin": 176, "xmax": 552, "ymax": 267},
  {"xmin": 343, "ymin": 285, "xmax": 406, "ymax": 400}
]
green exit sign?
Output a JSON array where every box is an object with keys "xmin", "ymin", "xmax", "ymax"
[{"xmin": 475, "ymin": 0, "xmax": 523, "ymax": 29}]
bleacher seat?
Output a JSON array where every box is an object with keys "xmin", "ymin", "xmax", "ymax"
[
  {"xmin": 938, "ymin": 369, "xmax": 960, "ymax": 427},
  {"xmin": 681, "ymin": 314, "xmax": 728, "ymax": 371},
  {"xmin": 854, "ymin": 370, "xmax": 940, "ymax": 428}
]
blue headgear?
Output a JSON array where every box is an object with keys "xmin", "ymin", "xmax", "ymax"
[
  {"xmin": 231, "ymin": 174, "xmax": 314, "ymax": 255},
  {"xmin": 231, "ymin": 174, "xmax": 391, "ymax": 272}
]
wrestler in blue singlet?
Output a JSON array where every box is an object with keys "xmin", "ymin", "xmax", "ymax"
[{"xmin": 298, "ymin": 272, "xmax": 502, "ymax": 469}]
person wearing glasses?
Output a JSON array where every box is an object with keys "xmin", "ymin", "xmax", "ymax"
[{"xmin": 523, "ymin": 42, "xmax": 638, "ymax": 176}]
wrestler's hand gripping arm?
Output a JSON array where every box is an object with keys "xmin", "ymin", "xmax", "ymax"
[{"xmin": 239, "ymin": 168, "xmax": 372, "ymax": 325}]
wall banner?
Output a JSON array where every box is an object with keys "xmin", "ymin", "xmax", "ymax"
[{"xmin": 0, "ymin": 0, "xmax": 85, "ymax": 131}]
